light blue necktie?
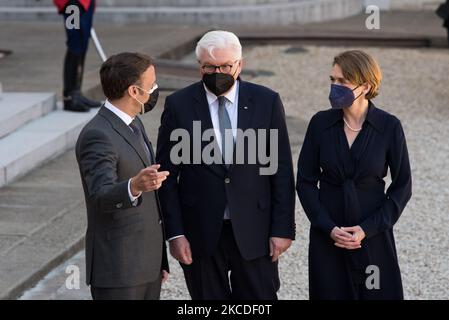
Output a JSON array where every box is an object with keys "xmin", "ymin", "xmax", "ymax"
[
  {"xmin": 218, "ymin": 96, "xmax": 232, "ymax": 219},
  {"xmin": 217, "ymin": 96, "xmax": 233, "ymax": 168}
]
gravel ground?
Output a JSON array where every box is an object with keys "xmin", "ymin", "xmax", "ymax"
[{"xmin": 163, "ymin": 45, "xmax": 449, "ymax": 300}]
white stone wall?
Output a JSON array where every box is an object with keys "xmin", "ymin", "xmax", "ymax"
[
  {"xmin": 364, "ymin": 0, "xmax": 443, "ymax": 10},
  {"xmin": 0, "ymin": 0, "xmax": 365, "ymax": 26}
]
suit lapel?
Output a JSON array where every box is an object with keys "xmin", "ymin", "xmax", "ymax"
[
  {"xmin": 136, "ymin": 116, "xmax": 156, "ymax": 165},
  {"xmin": 227, "ymin": 80, "xmax": 254, "ymax": 174},
  {"xmin": 98, "ymin": 107, "xmax": 151, "ymax": 167},
  {"xmin": 236, "ymin": 80, "xmax": 254, "ymax": 133},
  {"xmin": 193, "ymin": 82, "xmax": 227, "ymax": 178},
  {"xmin": 193, "ymin": 82, "xmax": 214, "ymax": 132}
]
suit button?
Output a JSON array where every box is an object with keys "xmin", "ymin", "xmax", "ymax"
[
  {"xmin": 224, "ymin": 178, "xmax": 230, "ymax": 184},
  {"xmin": 158, "ymin": 219, "xmax": 162, "ymax": 225},
  {"xmin": 116, "ymin": 203, "xmax": 123, "ymax": 209}
]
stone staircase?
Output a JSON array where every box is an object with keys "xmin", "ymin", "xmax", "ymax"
[{"xmin": 0, "ymin": 92, "xmax": 97, "ymax": 187}]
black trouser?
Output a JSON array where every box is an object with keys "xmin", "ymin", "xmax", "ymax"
[
  {"xmin": 181, "ymin": 221, "xmax": 280, "ymax": 300},
  {"xmin": 63, "ymin": 0, "xmax": 94, "ymax": 55},
  {"xmin": 63, "ymin": 50, "xmax": 85, "ymax": 97},
  {"xmin": 90, "ymin": 276, "xmax": 162, "ymax": 300}
]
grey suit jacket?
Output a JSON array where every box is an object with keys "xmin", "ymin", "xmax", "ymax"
[{"xmin": 75, "ymin": 106, "xmax": 168, "ymax": 288}]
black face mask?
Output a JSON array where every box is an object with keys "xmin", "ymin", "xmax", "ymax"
[
  {"xmin": 202, "ymin": 68, "xmax": 237, "ymax": 96},
  {"xmin": 144, "ymin": 88, "xmax": 159, "ymax": 113},
  {"xmin": 135, "ymin": 88, "xmax": 159, "ymax": 114}
]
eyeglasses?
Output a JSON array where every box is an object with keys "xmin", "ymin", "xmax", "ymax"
[
  {"xmin": 200, "ymin": 59, "xmax": 240, "ymax": 74},
  {"xmin": 135, "ymin": 83, "xmax": 158, "ymax": 95}
]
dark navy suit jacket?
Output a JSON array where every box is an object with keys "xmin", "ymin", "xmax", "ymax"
[{"xmin": 156, "ymin": 79, "xmax": 296, "ymax": 260}]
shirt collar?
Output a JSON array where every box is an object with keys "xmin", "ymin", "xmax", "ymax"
[
  {"xmin": 325, "ymin": 101, "xmax": 383, "ymax": 132},
  {"xmin": 364, "ymin": 101, "xmax": 384, "ymax": 132},
  {"xmin": 204, "ymin": 80, "xmax": 239, "ymax": 106},
  {"xmin": 104, "ymin": 100, "xmax": 134, "ymax": 126}
]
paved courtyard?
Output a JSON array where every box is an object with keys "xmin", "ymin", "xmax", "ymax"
[{"xmin": 20, "ymin": 44, "xmax": 449, "ymax": 300}]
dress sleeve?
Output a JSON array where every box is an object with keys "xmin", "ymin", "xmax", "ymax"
[
  {"xmin": 296, "ymin": 115, "xmax": 336, "ymax": 235},
  {"xmin": 360, "ymin": 119, "xmax": 412, "ymax": 238}
]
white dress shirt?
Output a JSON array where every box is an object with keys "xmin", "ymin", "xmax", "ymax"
[
  {"xmin": 104, "ymin": 100, "xmax": 142, "ymax": 206},
  {"xmin": 204, "ymin": 80, "xmax": 239, "ymax": 151}
]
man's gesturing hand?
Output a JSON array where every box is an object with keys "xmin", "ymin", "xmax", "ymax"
[
  {"xmin": 130, "ymin": 164, "xmax": 169, "ymax": 195},
  {"xmin": 169, "ymin": 236, "xmax": 193, "ymax": 265}
]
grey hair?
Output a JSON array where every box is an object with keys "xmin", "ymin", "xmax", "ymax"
[{"xmin": 195, "ymin": 30, "xmax": 242, "ymax": 61}]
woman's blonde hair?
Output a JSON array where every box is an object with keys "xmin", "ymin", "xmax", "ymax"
[{"xmin": 333, "ymin": 50, "xmax": 382, "ymax": 100}]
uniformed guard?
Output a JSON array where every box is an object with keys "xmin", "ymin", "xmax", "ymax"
[{"xmin": 53, "ymin": 0, "xmax": 102, "ymax": 112}]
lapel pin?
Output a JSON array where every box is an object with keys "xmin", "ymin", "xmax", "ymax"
[{"xmin": 243, "ymin": 106, "xmax": 248, "ymax": 110}]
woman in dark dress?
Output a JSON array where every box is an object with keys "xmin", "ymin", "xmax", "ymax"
[{"xmin": 296, "ymin": 50, "xmax": 412, "ymax": 300}]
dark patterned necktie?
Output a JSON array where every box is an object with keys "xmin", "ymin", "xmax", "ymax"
[{"xmin": 129, "ymin": 120, "xmax": 152, "ymax": 163}]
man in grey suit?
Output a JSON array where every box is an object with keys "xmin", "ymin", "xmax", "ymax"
[{"xmin": 76, "ymin": 52, "xmax": 169, "ymax": 300}]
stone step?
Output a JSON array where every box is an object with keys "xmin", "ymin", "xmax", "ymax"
[
  {"xmin": 0, "ymin": 0, "xmax": 362, "ymax": 25},
  {"xmin": 0, "ymin": 93, "xmax": 56, "ymax": 139},
  {"xmin": 0, "ymin": 107, "xmax": 97, "ymax": 187}
]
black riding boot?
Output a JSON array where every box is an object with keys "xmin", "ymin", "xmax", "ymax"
[
  {"xmin": 76, "ymin": 52, "xmax": 102, "ymax": 109},
  {"xmin": 63, "ymin": 50, "xmax": 101, "ymax": 112}
]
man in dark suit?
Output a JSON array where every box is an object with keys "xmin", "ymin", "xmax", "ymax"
[
  {"xmin": 76, "ymin": 52, "xmax": 169, "ymax": 300},
  {"xmin": 157, "ymin": 31, "xmax": 296, "ymax": 300}
]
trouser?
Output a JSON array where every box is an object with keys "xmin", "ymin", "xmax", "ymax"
[
  {"xmin": 90, "ymin": 276, "xmax": 162, "ymax": 300},
  {"xmin": 181, "ymin": 221, "xmax": 280, "ymax": 300},
  {"xmin": 63, "ymin": 0, "xmax": 94, "ymax": 55}
]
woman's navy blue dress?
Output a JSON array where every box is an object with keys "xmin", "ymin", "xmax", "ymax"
[{"xmin": 296, "ymin": 102, "xmax": 412, "ymax": 299}]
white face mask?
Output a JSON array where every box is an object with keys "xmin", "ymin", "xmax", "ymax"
[{"xmin": 133, "ymin": 95, "xmax": 147, "ymax": 115}]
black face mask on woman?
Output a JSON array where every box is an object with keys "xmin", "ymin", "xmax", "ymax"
[{"xmin": 202, "ymin": 67, "xmax": 238, "ymax": 96}]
